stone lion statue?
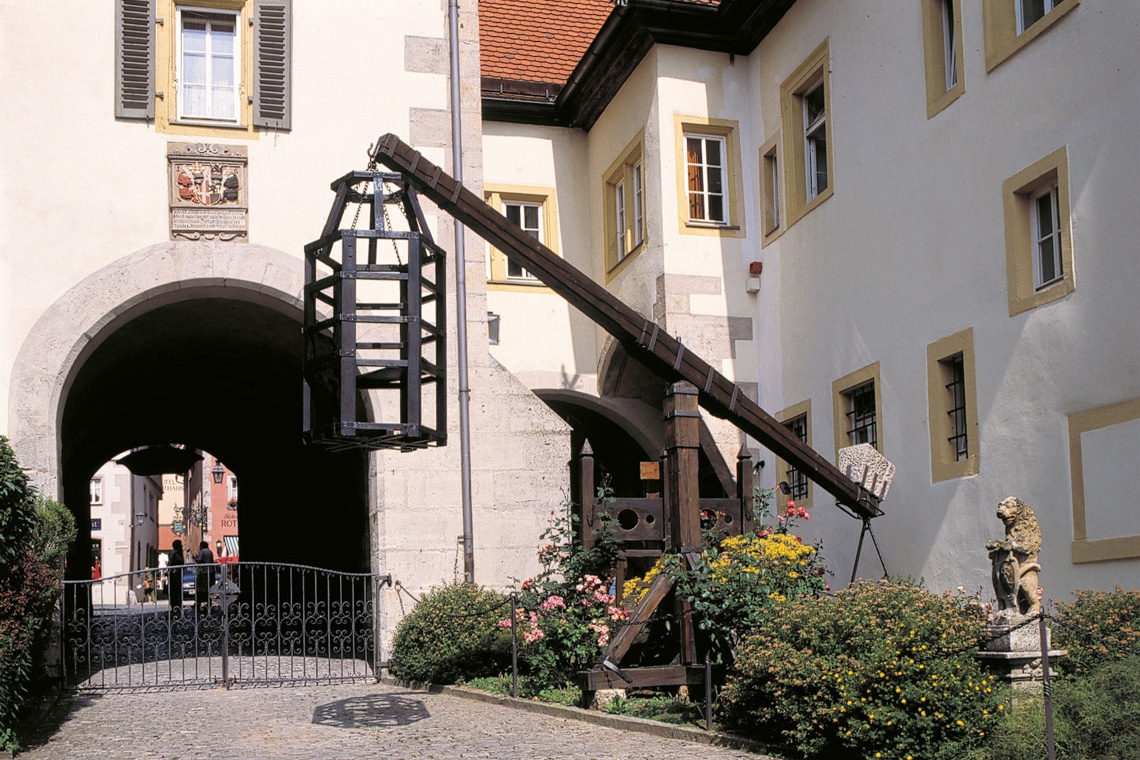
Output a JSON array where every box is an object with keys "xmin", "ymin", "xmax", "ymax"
[{"xmin": 986, "ymin": 496, "xmax": 1042, "ymax": 617}]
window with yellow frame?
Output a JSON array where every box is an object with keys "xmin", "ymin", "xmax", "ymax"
[
  {"xmin": 780, "ymin": 39, "xmax": 833, "ymax": 228},
  {"xmin": 1002, "ymin": 146, "xmax": 1074, "ymax": 317},
  {"xmin": 921, "ymin": 0, "xmax": 966, "ymax": 118},
  {"xmin": 673, "ymin": 115, "xmax": 745, "ymax": 237},
  {"xmin": 926, "ymin": 328, "xmax": 979, "ymax": 482},
  {"xmin": 982, "ymin": 0, "xmax": 1079, "ymax": 72},
  {"xmin": 484, "ymin": 185, "xmax": 558, "ymax": 288},
  {"xmin": 604, "ymin": 134, "xmax": 647, "ymax": 274},
  {"xmin": 115, "ymin": 0, "xmax": 291, "ymax": 137}
]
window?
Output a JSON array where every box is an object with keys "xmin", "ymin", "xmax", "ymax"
[
  {"xmin": 776, "ymin": 400, "xmax": 813, "ymax": 510},
  {"xmin": 178, "ymin": 8, "xmax": 239, "ymax": 122},
  {"xmin": 1003, "ymin": 147, "xmax": 1074, "ymax": 316},
  {"xmin": 90, "ymin": 477, "xmax": 104, "ymax": 505},
  {"xmin": 922, "ymin": 0, "xmax": 965, "ymax": 118},
  {"xmin": 115, "ymin": 0, "xmax": 293, "ymax": 134},
  {"xmin": 780, "ymin": 40, "xmax": 833, "ymax": 227},
  {"xmin": 685, "ymin": 135, "xmax": 727, "ymax": 223},
  {"xmin": 674, "ymin": 117, "xmax": 744, "ymax": 237},
  {"xmin": 604, "ymin": 135, "xmax": 648, "ymax": 273},
  {"xmin": 484, "ymin": 185, "xmax": 558, "ymax": 287},
  {"xmin": 927, "ymin": 328, "xmax": 979, "ymax": 482},
  {"xmin": 760, "ymin": 133, "xmax": 782, "ymax": 242},
  {"xmin": 1032, "ymin": 185, "xmax": 1062, "ymax": 288},
  {"xmin": 833, "ymin": 362, "xmax": 883, "ymax": 459},
  {"xmin": 982, "ymin": 0, "xmax": 1078, "ymax": 71},
  {"xmin": 802, "ymin": 84, "xmax": 828, "ymax": 200},
  {"xmin": 845, "ymin": 384, "xmax": 878, "ymax": 448},
  {"xmin": 227, "ymin": 475, "xmax": 239, "ymax": 502},
  {"xmin": 503, "ymin": 201, "xmax": 541, "ymax": 279},
  {"xmin": 1018, "ymin": 0, "xmax": 1058, "ymax": 33}
]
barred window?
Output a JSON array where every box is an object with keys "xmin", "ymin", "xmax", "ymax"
[{"xmin": 845, "ymin": 382, "xmax": 878, "ymax": 449}]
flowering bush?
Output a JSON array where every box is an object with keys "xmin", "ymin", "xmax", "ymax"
[
  {"xmin": 625, "ymin": 490, "xmax": 828, "ymax": 656},
  {"xmin": 507, "ymin": 492, "xmax": 626, "ymax": 693},
  {"xmin": 506, "ymin": 573, "xmax": 629, "ymax": 693},
  {"xmin": 1053, "ymin": 585, "xmax": 1140, "ymax": 676},
  {"xmin": 719, "ymin": 579, "xmax": 1006, "ymax": 760}
]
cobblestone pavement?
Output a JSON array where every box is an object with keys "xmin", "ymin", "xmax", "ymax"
[{"xmin": 19, "ymin": 681, "xmax": 772, "ymax": 759}]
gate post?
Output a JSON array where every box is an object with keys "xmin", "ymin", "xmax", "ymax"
[{"xmin": 220, "ymin": 564, "xmax": 229, "ymax": 686}]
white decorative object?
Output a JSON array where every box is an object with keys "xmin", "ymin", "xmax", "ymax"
[{"xmin": 837, "ymin": 443, "xmax": 896, "ymax": 501}]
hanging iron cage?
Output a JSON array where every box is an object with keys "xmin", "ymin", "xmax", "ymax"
[{"xmin": 303, "ymin": 170, "xmax": 447, "ymax": 451}]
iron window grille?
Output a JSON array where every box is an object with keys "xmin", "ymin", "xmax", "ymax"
[
  {"xmin": 944, "ymin": 353, "xmax": 968, "ymax": 460},
  {"xmin": 783, "ymin": 414, "xmax": 809, "ymax": 501},
  {"xmin": 845, "ymin": 382, "xmax": 878, "ymax": 449}
]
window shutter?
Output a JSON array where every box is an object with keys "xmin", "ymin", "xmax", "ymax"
[
  {"xmin": 254, "ymin": 0, "xmax": 292, "ymax": 130},
  {"xmin": 115, "ymin": 0, "xmax": 155, "ymax": 119}
]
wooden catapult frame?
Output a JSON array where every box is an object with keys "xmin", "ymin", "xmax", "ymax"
[{"xmin": 332, "ymin": 134, "xmax": 888, "ymax": 695}]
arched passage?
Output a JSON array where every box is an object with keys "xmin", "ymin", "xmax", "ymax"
[
  {"xmin": 9, "ymin": 243, "xmax": 371, "ymax": 579},
  {"xmin": 535, "ymin": 388, "xmax": 734, "ymax": 500}
]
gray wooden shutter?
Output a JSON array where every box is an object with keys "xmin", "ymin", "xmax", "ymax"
[
  {"xmin": 254, "ymin": 0, "xmax": 292, "ymax": 129},
  {"xmin": 115, "ymin": 0, "xmax": 156, "ymax": 119}
]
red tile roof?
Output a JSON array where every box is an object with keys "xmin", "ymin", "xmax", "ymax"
[{"xmin": 480, "ymin": 0, "xmax": 614, "ymax": 85}]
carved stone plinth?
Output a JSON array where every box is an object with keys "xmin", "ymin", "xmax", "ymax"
[{"xmin": 976, "ymin": 617, "xmax": 1066, "ymax": 691}]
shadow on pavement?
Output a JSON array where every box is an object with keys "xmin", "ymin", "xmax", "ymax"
[{"xmin": 312, "ymin": 693, "xmax": 430, "ymax": 728}]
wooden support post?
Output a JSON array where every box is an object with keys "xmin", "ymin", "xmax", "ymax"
[
  {"xmin": 578, "ymin": 441, "xmax": 596, "ymax": 549},
  {"xmin": 736, "ymin": 444, "xmax": 754, "ymax": 533},
  {"xmin": 664, "ymin": 383, "xmax": 702, "ymax": 553},
  {"xmin": 664, "ymin": 382, "xmax": 701, "ymax": 665}
]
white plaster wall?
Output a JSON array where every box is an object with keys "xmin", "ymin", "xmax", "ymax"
[
  {"xmin": 0, "ymin": 0, "xmax": 452, "ymax": 432},
  {"xmin": 481, "ymin": 123, "xmax": 598, "ymax": 391},
  {"xmin": 749, "ymin": 0, "xmax": 1140, "ymax": 598},
  {"xmin": 1, "ymin": 0, "xmax": 569, "ymax": 647}
]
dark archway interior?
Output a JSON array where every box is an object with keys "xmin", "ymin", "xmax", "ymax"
[
  {"xmin": 60, "ymin": 297, "xmax": 369, "ymax": 579},
  {"xmin": 543, "ymin": 398, "xmax": 729, "ymax": 502}
]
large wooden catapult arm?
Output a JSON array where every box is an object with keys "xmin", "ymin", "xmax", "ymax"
[{"xmin": 371, "ymin": 133, "xmax": 882, "ymax": 521}]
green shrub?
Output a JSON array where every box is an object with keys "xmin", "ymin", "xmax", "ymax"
[
  {"xmin": 0, "ymin": 438, "xmax": 73, "ymax": 752},
  {"xmin": 959, "ymin": 654, "xmax": 1140, "ymax": 760},
  {"xmin": 389, "ymin": 582, "xmax": 511, "ymax": 685},
  {"xmin": 1054, "ymin": 653, "xmax": 1140, "ymax": 759},
  {"xmin": 719, "ymin": 578, "xmax": 1005, "ymax": 760},
  {"xmin": 1053, "ymin": 586, "xmax": 1140, "ymax": 676}
]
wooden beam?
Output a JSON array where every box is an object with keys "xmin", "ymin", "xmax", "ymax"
[
  {"xmin": 602, "ymin": 571, "xmax": 673, "ymax": 665},
  {"xmin": 580, "ymin": 664, "xmax": 708, "ymax": 691},
  {"xmin": 371, "ymin": 134, "xmax": 882, "ymax": 520}
]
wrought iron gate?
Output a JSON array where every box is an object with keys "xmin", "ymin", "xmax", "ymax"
[{"xmin": 60, "ymin": 562, "xmax": 388, "ymax": 691}]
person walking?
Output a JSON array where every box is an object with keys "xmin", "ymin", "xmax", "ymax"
[
  {"xmin": 168, "ymin": 540, "xmax": 184, "ymax": 612},
  {"xmin": 194, "ymin": 541, "xmax": 215, "ymax": 614}
]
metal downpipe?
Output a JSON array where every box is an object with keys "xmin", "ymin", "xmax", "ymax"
[{"xmin": 448, "ymin": 0, "xmax": 475, "ymax": 583}]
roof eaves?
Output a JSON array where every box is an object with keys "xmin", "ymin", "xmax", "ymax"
[{"xmin": 481, "ymin": 0, "xmax": 797, "ymax": 130}]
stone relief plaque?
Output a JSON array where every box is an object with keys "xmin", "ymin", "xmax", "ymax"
[{"xmin": 167, "ymin": 142, "xmax": 248, "ymax": 241}]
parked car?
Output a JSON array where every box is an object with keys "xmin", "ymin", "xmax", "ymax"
[{"xmin": 181, "ymin": 566, "xmax": 196, "ymax": 600}]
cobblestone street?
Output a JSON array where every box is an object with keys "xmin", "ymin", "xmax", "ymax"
[{"xmin": 19, "ymin": 681, "xmax": 772, "ymax": 760}]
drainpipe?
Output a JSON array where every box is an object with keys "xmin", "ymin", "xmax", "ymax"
[{"xmin": 448, "ymin": 0, "xmax": 475, "ymax": 583}]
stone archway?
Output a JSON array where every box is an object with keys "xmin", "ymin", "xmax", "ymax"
[{"xmin": 9, "ymin": 241, "xmax": 371, "ymax": 578}]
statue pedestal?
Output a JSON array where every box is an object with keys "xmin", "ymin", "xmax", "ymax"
[{"xmin": 975, "ymin": 614, "xmax": 1066, "ymax": 691}]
